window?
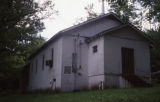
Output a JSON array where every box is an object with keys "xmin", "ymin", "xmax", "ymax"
[
  {"xmin": 46, "ymin": 60, "xmax": 52, "ymax": 66},
  {"xmin": 45, "ymin": 48, "xmax": 54, "ymax": 68},
  {"xmin": 64, "ymin": 66, "xmax": 72, "ymax": 74},
  {"xmin": 93, "ymin": 45, "xmax": 97, "ymax": 53},
  {"xmin": 42, "ymin": 55, "xmax": 45, "ymax": 70}
]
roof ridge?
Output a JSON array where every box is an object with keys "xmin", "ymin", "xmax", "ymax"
[{"xmin": 29, "ymin": 12, "xmax": 124, "ymax": 59}]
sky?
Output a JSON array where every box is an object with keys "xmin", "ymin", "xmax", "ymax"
[
  {"xmin": 37, "ymin": 0, "xmax": 109, "ymax": 39},
  {"xmin": 36, "ymin": 0, "xmax": 154, "ymax": 40}
]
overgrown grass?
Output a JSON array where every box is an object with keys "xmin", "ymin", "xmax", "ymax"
[{"xmin": 0, "ymin": 86, "xmax": 160, "ymax": 102}]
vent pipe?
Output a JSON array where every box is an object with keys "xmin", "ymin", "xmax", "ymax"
[{"xmin": 101, "ymin": 0, "xmax": 105, "ymax": 15}]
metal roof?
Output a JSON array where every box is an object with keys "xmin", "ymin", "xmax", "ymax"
[
  {"xmin": 88, "ymin": 24, "xmax": 153, "ymax": 43},
  {"xmin": 29, "ymin": 12, "xmax": 152, "ymax": 59},
  {"xmin": 29, "ymin": 12, "xmax": 123, "ymax": 59}
]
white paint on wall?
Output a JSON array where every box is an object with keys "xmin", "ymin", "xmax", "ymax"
[
  {"xmin": 104, "ymin": 28, "xmax": 151, "ymax": 87},
  {"xmin": 28, "ymin": 38, "xmax": 63, "ymax": 91},
  {"xmin": 88, "ymin": 37, "xmax": 105, "ymax": 88},
  {"xmin": 28, "ymin": 15, "xmax": 151, "ymax": 91},
  {"xmin": 61, "ymin": 35, "xmax": 89, "ymax": 91}
]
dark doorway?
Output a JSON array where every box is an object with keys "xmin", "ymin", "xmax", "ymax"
[{"xmin": 121, "ymin": 47, "xmax": 135, "ymax": 76}]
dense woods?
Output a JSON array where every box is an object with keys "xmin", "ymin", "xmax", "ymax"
[{"xmin": 0, "ymin": 0, "xmax": 57, "ymax": 94}]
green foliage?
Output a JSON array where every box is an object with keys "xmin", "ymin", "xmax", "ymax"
[
  {"xmin": 106, "ymin": 0, "xmax": 160, "ymax": 30},
  {"xmin": 138, "ymin": 0, "xmax": 160, "ymax": 23},
  {"xmin": 0, "ymin": 0, "xmax": 56, "ymax": 91},
  {"xmin": 147, "ymin": 30, "xmax": 160, "ymax": 72},
  {"xmin": 75, "ymin": 4, "xmax": 98, "ymax": 25},
  {"xmin": 0, "ymin": 87, "xmax": 160, "ymax": 102},
  {"xmin": 84, "ymin": 4, "xmax": 98, "ymax": 20},
  {"xmin": 107, "ymin": 0, "xmax": 137, "ymax": 23}
]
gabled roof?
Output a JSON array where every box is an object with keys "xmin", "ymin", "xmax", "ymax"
[
  {"xmin": 29, "ymin": 12, "xmax": 124, "ymax": 59},
  {"xmin": 59, "ymin": 12, "xmax": 124, "ymax": 33},
  {"xmin": 29, "ymin": 12, "xmax": 152, "ymax": 59},
  {"xmin": 87, "ymin": 24, "xmax": 153, "ymax": 45}
]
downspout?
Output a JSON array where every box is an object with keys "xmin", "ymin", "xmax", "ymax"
[
  {"xmin": 73, "ymin": 33, "xmax": 81, "ymax": 91},
  {"xmin": 73, "ymin": 35, "xmax": 77, "ymax": 91}
]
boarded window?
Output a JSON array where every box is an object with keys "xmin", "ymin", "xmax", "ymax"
[
  {"xmin": 93, "ymin": 45, "xmax": 97, "ymax": 53},
  {"xmin": 64, "ymin": 66, "xmax": 72, "ymax": 74},
  {"xmin": 121, "ymin": 47, "xmax": 134, "ymax": 75}
]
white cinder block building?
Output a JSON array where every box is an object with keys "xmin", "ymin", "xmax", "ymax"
[{"xmin": 28, "ymin": 13, "xmax": 152, "ymax": 92}]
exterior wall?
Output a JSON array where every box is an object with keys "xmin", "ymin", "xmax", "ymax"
[
  {"xmin": 28, "ymin": 38, "xmax": 63, "ymax": 91},
  {"xmin": 88, "ymin": 37, "xmax": 104, "ymax": 88},
  {"xmin": 61, "ymin": 35, "xmax": 88, "ymax": 91},
  {"xmin": 28, "ymin": 16, "xmax": 151, "ymax": 91},
  {"xmin": 61, "ymin": 36, "xmax": 75, "ymax": 91},
  {"xmin": 104, "ymin": 28, "xmax": 151, "ymax": 88},
  {"xmin": 28, "ymin": 17, "xmax": 122, "ymax": 92},
  {"xmin": 60, "ymin": 17, "xmax": 121, "ymax": 91},
  {"xmin": 119, "ymin": 76, "xmax": 132, "ymax": 88},
  {"xmin": 75, "ymin": 37, "xmax": 89, "ymax": 90}
]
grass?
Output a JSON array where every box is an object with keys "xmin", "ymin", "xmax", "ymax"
[{"xmin": 0, "ymin": 86, "xmax": 160, "ymax": 102}]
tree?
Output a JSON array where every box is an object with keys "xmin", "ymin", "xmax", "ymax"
[
  {"xmin": 107, "ymin": 0, "xmax": 137, "ymax": 22},
  {"xmin": 147, "ymin": 30, "xmax": 160, "ymax": 72},
  {"xmin": 0, "ymin": 0, "xmax": 57, "ymax": 92},
  {"xmin": 75, "ymin": 4, "xmax": 98, "ymax": 25},
  {"xmin": 106, "ymin": 0, "xmax": 160, "ymax": 30},
  {"xmin": 135, "ymin": 0, "xmax": 160, "ymax": 72},
  {"xmin": 138, "ymin": 0, "xmax": 160, "ymax": 30},
  {"xmin": 77, "ymin": 1, "xmax": 142, "ymax": 29}
]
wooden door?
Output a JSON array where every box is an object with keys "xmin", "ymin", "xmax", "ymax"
[{"xmin": 121, "ymin": 47, "xmax": 134, "ymax": 75}]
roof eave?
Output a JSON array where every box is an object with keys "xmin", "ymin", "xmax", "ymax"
[{"xmin": 88, "ymin": 24, "xmax": 153, "ymax": 44}]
